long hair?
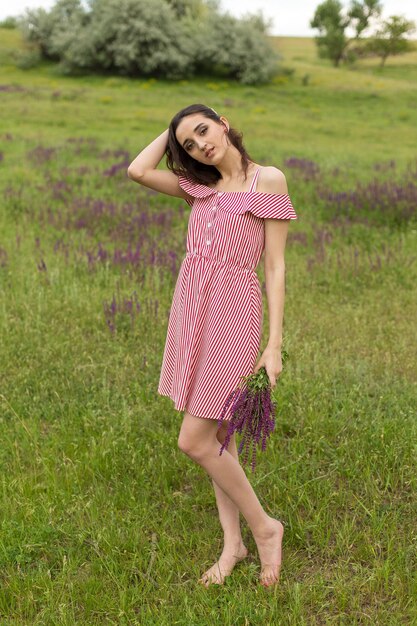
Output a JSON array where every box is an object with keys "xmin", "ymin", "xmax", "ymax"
[{"xmin": 165, "ymin": 103, "xmax": 253, "ymax": 186}]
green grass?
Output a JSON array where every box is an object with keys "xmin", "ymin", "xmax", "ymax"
[{"xmin": 0, "ymin": 28, "xmax": 416, "ymax": 625}]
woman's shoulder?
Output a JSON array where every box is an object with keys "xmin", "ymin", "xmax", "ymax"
[{"xmin": 257, "ymin": 166, "xmax": 288, "ymax": 195}]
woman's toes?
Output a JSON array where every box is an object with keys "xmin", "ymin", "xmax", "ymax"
[
  {"xmin": 199, "ymin": 546, "xmax": 249, "ymax": 586},
  {"xmin": 199, "ymin": 564, "xmax": 224, "ymax": 586},
  {"xmin": 201, "ymin": 575, "xmax": 222, "ymax": 586},
  {"xmin": 260, "ymin": 566, "xmax": 280, "ymax": 586}
]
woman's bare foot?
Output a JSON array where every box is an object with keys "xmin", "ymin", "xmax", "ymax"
[
  {"xmin": 254, "ymin": 518, "xmax": 284, "ymax": 587},
  {"xmin": 198, "ymin": 542, "xmax": 249, "ymax": 587}
]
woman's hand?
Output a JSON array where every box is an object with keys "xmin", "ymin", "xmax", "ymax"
[{"xmin": 253, "ymin": 346, "xmax": 282, "ymax": 389}]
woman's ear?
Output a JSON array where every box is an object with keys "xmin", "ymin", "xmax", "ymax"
[{"xmin": 219, "ymin": 116, "xmax": 229, "ymax": 131}]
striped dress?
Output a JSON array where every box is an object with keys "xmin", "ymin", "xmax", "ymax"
[{"xmin": 157, "ymin": 166, "xmax": 298, "ymax": 421}]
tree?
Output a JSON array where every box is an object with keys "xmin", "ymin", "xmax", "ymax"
[
  {"xmin": 348, "ymin": 0, "xmax": 382, "ymax": 38},
  {"xmin": 310, "ymin": 0, "xmax": 350, "ymax": 67},
  {"xmin": 310, "ymin": 0, "xmax": 382, "ymax": 66},
  {"xmin": 366, "ymin": 15, "xmax": 416, "ymax": 67}
]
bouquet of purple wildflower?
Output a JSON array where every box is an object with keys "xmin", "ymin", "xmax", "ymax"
[{"xmin": 217, "ymin": 351, "xmax": 289, "ymax": 473}]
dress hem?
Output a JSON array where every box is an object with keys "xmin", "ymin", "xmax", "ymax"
[{"xmin": 158, "ymin": 389, "xmax": 230, "ymax": 421}]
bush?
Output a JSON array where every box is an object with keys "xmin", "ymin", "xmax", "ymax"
[
  {"xmin": 190, "ymin": 12, "xmax": 277, "ymax": 84},
  {"xmin": 16, "ymin": 0, "xmax": 277, "ymax": 84},
  {"xmin": 16, "ymin": 0, "xmax": 86, "ymax": 63},
  {"xmin": 0, "ymin": 16, "xmax": 18, "ymax": 29}
]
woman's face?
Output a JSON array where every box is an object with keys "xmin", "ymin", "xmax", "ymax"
[{"xmin": 175, "ymin": 113, "xmax": 229, "ymax": 165}]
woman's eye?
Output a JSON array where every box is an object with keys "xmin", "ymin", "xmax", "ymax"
[{"xmin": 185, "ymin": 128, "xmax": 206, "ymax": 150}]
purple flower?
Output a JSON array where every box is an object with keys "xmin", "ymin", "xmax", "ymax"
[{"xmin": 217, "ymin": 354, "xmax": 288, "ymax": 473}]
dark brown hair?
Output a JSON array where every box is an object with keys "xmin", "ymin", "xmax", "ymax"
[{"xmin": 165, "ymin": 103, "xmax": 253, "ymax": 186}]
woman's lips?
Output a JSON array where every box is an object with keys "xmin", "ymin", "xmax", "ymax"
[{"xmin": 206, "ymin": 148, "xmax": 215, "ymax": 158}]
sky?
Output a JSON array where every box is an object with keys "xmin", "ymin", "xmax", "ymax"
[{"xmin": 1, "ymin": 0, "xmax": 416, "ymax": 37}]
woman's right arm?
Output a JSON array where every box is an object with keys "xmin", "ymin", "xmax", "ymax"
[{"xmin": 127, "ymin": 129, "xmax": 192, "ymax": 203}]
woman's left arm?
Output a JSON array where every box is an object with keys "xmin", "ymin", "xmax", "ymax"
[{"xmin": 253, "ymin": 167, "xmax": 291, "ymax": 388}]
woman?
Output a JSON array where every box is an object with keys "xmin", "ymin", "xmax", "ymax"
[{"xmin": 127, "ymin": 104, "xmax": 297, "ymax": 588}]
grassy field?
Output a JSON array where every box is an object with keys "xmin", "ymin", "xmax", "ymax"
[{"xmin": 0, "ymin": 28, "xmax": 416, "ymax": 625}]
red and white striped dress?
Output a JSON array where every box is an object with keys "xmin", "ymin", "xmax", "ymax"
[{"xmin": 157, "ymin": 166, "xmax": 298, "ymax": 420}]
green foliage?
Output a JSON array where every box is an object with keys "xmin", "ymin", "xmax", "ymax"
[
  {"xmin": 348, "ymin": 0, "xmax": 382, "ymax": 37},
  {"xmin": 15, "ymin": 0, "xmax": 277, "ymax": 84},
  {"xmin": 310, "ymin": 0, "xmax": 382, "ymax": 66},
  {"xmin": 49, "ymin": 0, "xmax": 192, "ymax": 78},
  {"xmin": 0, "ymin": 16, "xmax": 18, "ymax": 29},
  {"xmin": 165, "ymin": 0, "xmax": 209, "ymax": 19},
  {"xmin": 190, "ymin": 12, "xmax": 278, "ymax": 84},
  {"xmin": 311, "ymin": 0, "xmax": 415, "ymax": 69},
  {"xmin": 366, "ymin": 15, "xmax": 416, "ymax": 67},
  {"xmin": 16, "ymin": 0, "xmax": 86, "ymax": 62},
  {"xmin": 310, "ymin": 0, "xmax": 351, "ymax": 66}
]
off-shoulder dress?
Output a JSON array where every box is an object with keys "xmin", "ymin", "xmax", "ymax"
[{"xmin": 157, "ymin": 166, "xmax": 298, "ymax": 420}]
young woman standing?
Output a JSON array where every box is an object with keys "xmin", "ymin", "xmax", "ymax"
[{"xmin": 127, "ymin": 104, "xmax": 297, "ymax": 588}]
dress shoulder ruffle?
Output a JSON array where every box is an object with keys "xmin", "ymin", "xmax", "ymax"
[
  {"xmin": 178, "ymin": 174, "xmax": 217, "ymax": 206},
  {"xmin": 178, "ymin": 174, "xmax": 298, "ymax": 220},
  {"xmin": 244, "ymin": 192, "xmax": 297, "ymax": 220}
]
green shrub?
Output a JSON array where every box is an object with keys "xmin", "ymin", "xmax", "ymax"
[
  {"xmin": 0, "ymin": 16, "xmax": 18, "ymax": 28},
  {"xmin": 16, "ymin": 0, "xmax": 277, "ymax": 83}
]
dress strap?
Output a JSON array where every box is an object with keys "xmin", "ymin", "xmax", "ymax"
[{"xmin": 249, "ymin": 166, "xmax": 261, "ymax": 193}]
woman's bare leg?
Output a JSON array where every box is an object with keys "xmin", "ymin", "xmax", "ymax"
[
  {"xmin": 199, "ymin": 426, "xmax": 249, "ymax": 586},
  {"xmin": 179, "ymin": 411, "xmax": 283, "ymax": 587},
  {"xmin": 212, "ymin": 427, "xmax": 244, "ymax": 544}
]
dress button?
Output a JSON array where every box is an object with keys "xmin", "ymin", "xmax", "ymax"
[
  {"xmin": 206, "ymin": 240, "xmax": 211, "ymax": 245},
  {"xmin": 208, "ymin": 223, "xmax": 212, "ymax": 227}
]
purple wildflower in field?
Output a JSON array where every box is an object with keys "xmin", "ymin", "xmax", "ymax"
[
  {"xmin": 0, "ymin": 152, "xmax": 3, "ymax": 163},
  {"xmin": 27, "ymin": 146, "xmax": 57, "ymax": 164},
  {"xmin": 100, "ymin": 149, "xmax": 130, "ymax": 160},
  {"xmin": 65, "ymin": 137, "xmax": 98, "ymax": 155},
  {"xmin": 287, "ymin": 231, "xmax": 308, "ymax": 246},
  {"xmin": 373, "ymin": 160, "xmax": 396, "ymax": 171},
  {"xmin": 103, "ymin": 159, "xmax": 131, "ymax": 177},
  {"xmin": 317, "ymin": 172, "xmax": 417, "ymax": 226},
  {"xmin": 50, "ymin": 179, "xmax": 72, "ymax": 201},
  {"xmin": 53, "ymin": 238, "xmax": 70, "ymax": 261},
  {"xmin": 103, "ymin": 289, "xmax": 142, "ymax": 333},
  {"xmin": 217, "ymin": 353, "xmax": 289, "ymax": 473},
  {"xmin": 0, "ymin": 84, "xmax": 25, "ymax": 92},
  {"xmin": 66, "ymin": 137, "xmax": 97, "ymax": 146},
  {"xmin": 284, "ymin": 157, "xmax": 320, "ymax": 181}
]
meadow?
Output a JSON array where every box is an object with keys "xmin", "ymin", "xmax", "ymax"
[{"xmin": 0, "ymin": 28, "xmax": 416, "ymax": 625}]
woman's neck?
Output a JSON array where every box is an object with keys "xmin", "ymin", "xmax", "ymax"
[{"xmin": 212, "ymin": 163, "xmax": 257, "ymax": 191}]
